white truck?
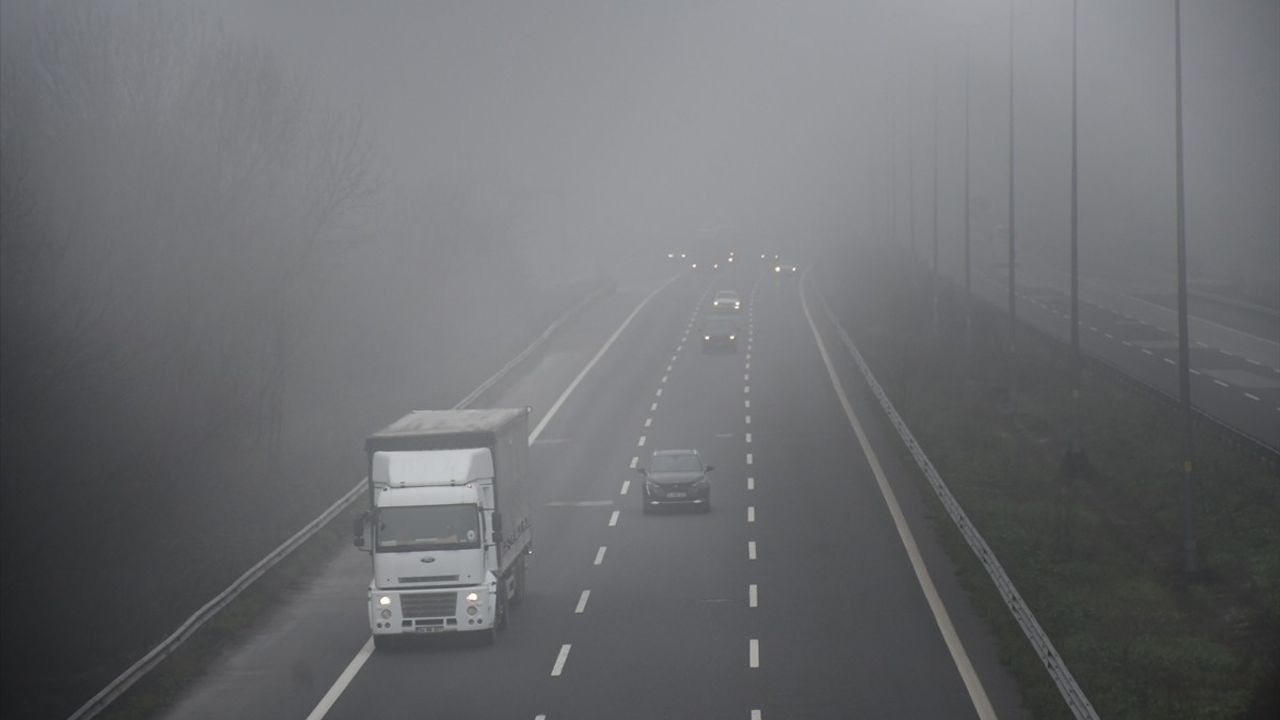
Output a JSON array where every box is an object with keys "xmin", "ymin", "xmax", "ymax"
[{"xmin": 354, "ymin": 408, "xmax": 532, "ymax": 646}]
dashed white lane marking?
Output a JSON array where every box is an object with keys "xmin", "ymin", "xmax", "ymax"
[
  {"xmin": 620, "ymin": 480, "xmax": 631, "ymax": 495},
  {"xmin": 746, "ymin": 352, "xmax": 751, "ymax": 360},
  {"xmin": 749, "ymin": 639, "xmax": 760, "ymax": 668},
  {"xmin": 651, "ymin": 402, "xmax": 658, "ymax": 411},
  {"xmin": 747, "ymin": 477, "xmax": 754, "ymax": 490},
  {"xmin": 1214, "ymin": 379, "xmax": 1230, "ymax": 388},
  {"xmin": 638, "ymin": 435, "xmax": 646, "ymax": 447},
  {"xmin": 551, "ymin": 644, "xmax": 572, "ymax": 676},
  {"xmin": 748, "ymin": 541, "xmax": 757, "ymax": 560},
  {"xmin": 671, "ymin": 355, "xmax": 678, "ymax": 363},
  {"xmin": 536, "ymin": 714, "xmax": 547, "ymax": 720},
  {"xmin": 1244, "ymin": 393, "xmax": 1261, "ymax": 401},
  {"xmin": 661, "ymin": 375, "xmax": 668, "ymax": 383},
  {"xmin": 1122, "ymin": 340, "xmax": 1133, "ymax": 347},
  {"xmin": 609, "ymin": 510, "xmax": 620, "ymax": 526},
  {"xmin": 1163, "ymin": 358, "xmax": 1176, "ymax": 366},
  {"xmin": 666, "ymin": 365, "xmax": 673, "ymax": 372},
  {"xmin": 1222, "ymin": 349, "xmax": 1235, "ymax": 357},
  {"xmin": 749, "ymin": 584, "xmax": 758, "ymax": 608},
  {"xmin": 745, "ymin": 399, "xmax": 750, "ymax": 408},
  {"xmin": 574, "ymin": 590, "xmax": 590, "ymax": 614},
  {"xmin": 1088, "ymin": 326, "xmax": 1098, "ymax": 332},
  {"xmin": 1141, "ymin": 349, "xmax": 1154, "ymax": 356},
  {"xmin": 656, "ymin": 388, "xmax": 663, "ymax": 397},
  {"xmin": 744, "ymin": 385, "xmax": 751, "ymax": 394},
  {"xmin": 1190, "ymin": 369, "xmax": 1202, "ymax": 375},
  {"xmin": 746, "ymin": 453, "xmax": 753, "ymax": 465},
  {"xmin": 745, "ymin": 362, "xmax": 751, "ymax": 370},
  {"xmin": 751, "ymin": 710, "xmax": 762, "ymax": 720},
  {"xmin": 676, "ymin": 345, "xmax": 683, "ymax": 352},
  {"xmin": 644, "ymin": 418, "xmax": 652, "ymax": 427},
  {"xmin": 745, "ymin": 415, "xmax": 751, "ymax": 424},
  {"xmin": 630, "ymin": 456, "xmax": 638, "ymax": 469},
  {"xmin": 593, "ymin": 546, "xmax": 607, "ymax": 565},
  {"xmin": 1103, "ymin": 333, "xmax": 1114, "ymax": 339},
  {"xmin": 744, "ymin": 373, "xmax": 750, "ymax": 381},
  {"xmin": 747, "ymin": 506, "xmax": 755, "ymax": 523},
  {"xmin": 745, "ymin": 432, "xmax": 752, "ymax": 444}
]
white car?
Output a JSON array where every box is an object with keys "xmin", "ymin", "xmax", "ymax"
[{"xmin": 712, "ymin": 290, "xmax": 741, "ymax": 313}]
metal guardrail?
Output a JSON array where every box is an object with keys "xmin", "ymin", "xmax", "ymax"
[
  {"xmin": 66, "ymin": 284, "xmax": 608, "ymax": 720},
  {"xmin": 811, "ymin": 283, "xmax": 1100, "ymax": 720}
]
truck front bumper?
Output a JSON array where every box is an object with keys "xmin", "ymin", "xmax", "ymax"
[{"xmin": 368, "ymin": 581, "xmax": 496, "ymax": 636}]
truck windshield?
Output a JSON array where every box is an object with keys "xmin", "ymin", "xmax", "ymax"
[{"xmin": 376, "ymin": 504, "xmax": 481, "ymax": 552}]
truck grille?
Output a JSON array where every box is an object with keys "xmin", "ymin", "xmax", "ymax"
[{"xmin": 400, "ymin": 592, "xmax": 457, "ymax": 618}]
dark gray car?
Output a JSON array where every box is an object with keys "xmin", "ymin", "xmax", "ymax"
[{"xmin": 636, "ymin": 449, "xmax": 714, "ymax": 513}]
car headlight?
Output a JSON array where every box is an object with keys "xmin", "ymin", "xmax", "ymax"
[
  {"xmin": 774, "ymin": 266, "xmax": 781, "ymax": 273},
  {"xmin": 465, "ymin": 591, "xmax": 480, "ymax": 604},
  {"xmin": 729, "ymin": 335, "xmax": 736, "ymax": 340},
  {"xmin": 378, "ymin": 595, "xmax": 392, "ymax": 607},
  {"xmin": 704, "ymin": 335, "xmax": 711, "ymax": 341}
]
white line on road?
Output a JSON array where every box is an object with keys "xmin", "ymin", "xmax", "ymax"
[
  {"xmin": 1190, "ymin": 369, "xmax": 1202, "ymax": 375},
  {"xmin": 744, "ymin": 385, "xmax": 750, "ymax": 394},
  {"xmin": 644, "ymin": 418, "xmax": 652, "ymax": 427},
  {"xmin": 1103, "ymin": 333, "xmax": 1114, "ymax": 339},
  {"xmin": 1122, "ymin": 340, "xmax": 1133, "ymax": 347},
  {"xmin": 800, "ymin": 275, "xmax": 998, "ymax": 720},
  {"xmin": 575, "ymin": 591, "xmax": 590, "ymax": 614},
  {"xmin": 746, "ymin": 453, "xmax": 753, "ymax": 465},
  {"xmin": 651, "ymin": 402, "xmax": 658, "ymax": 411},
  {"xmin": 1214, "ymin": 379, "xmax": 1230, "ymax": 388},
  {"xmin": 656, "ymin": 388, "xmax": 663, "ymax": 397},
  {"xmin": 666, "ymin": 365, "xmax": 673, "ymax": 372},
  {"xmin": 745, "ymin": 362, "xmax": 750, "ymax": 370},
  {"xmin": 747, "ymin": 477, "xmax": 754, "ymax": 490},
  {"xmin": 745, "ymin": 433, "xmax": 752, "ymax": 444},
  {"xmin": 593, "ymin": 546, "xmax": 607, "ymax": 565},
  {"xmin": 749, "ymin": 639, "xmax": 760, "ymax": 668},
  {"xmin": 744, "ymin": 373, "xmax": 750, "ymax": 381},
  {"xmin": 661, "ymin": 375, "xmax": 668, "ymax": 383},
  {"xmin": 745, "ymin": 415, "xmax": 751, "ymax": 424},
  {"xmin": 551, "ymin": 644, "xmax": 572, "ymax": 676},
  {"xmin": 638, "ymin": 435, "xmax": 646, "ymax": 447},
  {"xmin": 751, "ymin": 710, "xmax": 762, "ymax": 720},
  {"xmin": 1245, "ymin": 393, "xmax": 1261, "ymax": 401},
  {"xmin": 748, "ymin": 541, "xmax": 757, "ymax": 560},
  {"xmin": 630, "ymin": 456, "xmax": 638, "ymax": 469},
  {"xmin": 749, "ymin": 584, "xmax": 758, "ymax": 608},
  {"xmin": 747, "ymin": 506, "xmax": 755, "ymax": 523},
  {"xmin": 1141, "ymin": 349, "xmax": 1154, "ymax": 356},
  {"xmin": 676, "ymin": 345, "xmax": 682, "ymax": 352},
  {"xmin": 746, "ymin": 353, "xmax": 751, "ymax": 360},
  {"xmin": 303, "ymin": 639, "xmax": 374, "ymax": 720},
  {"xmin": 671, "ymin": 355, "xmax": 678, "ymax": 363},
  {"xmin": 1163, "ymin": 358, "xmax": 1176, "ymax": 365},
  {"xmin": 620, "ymin": 480, "xmax": 630, "ymax": 495},
  {"xmin": 609, "ymin": 510, "xmax": 620, "ymax": 527},
  {"xmin": 744, "ymin": 399, "xmax": 750, "ymax": 408}
]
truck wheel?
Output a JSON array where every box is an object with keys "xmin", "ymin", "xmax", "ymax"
[{"xmin": 510, "ymin": 555, "xmax": 528, "ymax": 606}]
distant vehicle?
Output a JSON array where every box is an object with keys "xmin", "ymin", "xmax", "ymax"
[
  {"xmin": 701, "ymin": 315, "xmax": 739, "ymax": 353},
  {"xmin": 636, "ymin": 449, "xmax": 714, "ymax": 513},
  {"xmin": 666, "ymin": 251, "xmax": 688, "ymax": 260},
  {"xmin": 354, "ymin": 409, "xmax": 532, "ymax": 647},
  {"xmin": 712, "ymin": 290, "xmax": 742, "ymax": 313},
  {"xmin": 760, "ymin": 252, "xmax": 780, "ymax": 264},
  {"xmin": 773, "ymin": 263, "xmax": 798, "ymax": 276},
  {"xmin": 690, "ymin": 255, "xmax": 720, "ymax": 272}
]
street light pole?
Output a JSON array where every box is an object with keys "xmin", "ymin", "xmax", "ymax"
[
  {"xmin": 932, "ymin": 49, "xmax": 941, "ymax": 339},
  {"xmin": 1173, "ymin": 0, "xmax": 1197, "ymax": 575},
  {"xmin": 1007, "ymin": 0, "xmax": 1018, "ymax": 418}
]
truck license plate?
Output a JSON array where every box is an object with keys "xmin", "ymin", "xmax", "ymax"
[
  {"xmin": 667, "ymin": 492, "xmax": 686, "ymax": 498},
  {"xmin": 414, "ymin": 626, "xmax": 444, "ymax": 633}
]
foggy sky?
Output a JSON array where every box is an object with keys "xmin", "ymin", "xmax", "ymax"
[{"xmin": 207, "ymin": 0, "xmax": 1277, "ymax": 289}]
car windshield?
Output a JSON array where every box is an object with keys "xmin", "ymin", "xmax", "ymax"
[
  {"xmin": 715, "ymin": 293, "xmax": 738, "ymax": 301},
  {"xmin": 651, "ymin": 453, "xmax": 702, "ymax": 473},
  {"xmin": 705, "ymin": 318, "xmax": 737, "ymax": 333},
  {"xmin": 376, "ymin": 504, "xmax": 480, "ymax": 552}
]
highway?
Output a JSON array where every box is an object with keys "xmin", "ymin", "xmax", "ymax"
[{"xmin": 161, "ymin": 264, "xmax": 1027, "ymax": 720}]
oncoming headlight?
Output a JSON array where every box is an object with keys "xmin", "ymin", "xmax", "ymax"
[
  {"xmin": 466, "ymin": 591, "xmax": 480, "ymax": 604},
  {"xmin": 378, "ymin": 595, "xmax": 392, "ymax": 607}
]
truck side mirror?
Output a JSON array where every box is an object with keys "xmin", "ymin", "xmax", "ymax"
[{"xmin": 352, "ymin": 512, "xmax": 369, "ymax": 549}]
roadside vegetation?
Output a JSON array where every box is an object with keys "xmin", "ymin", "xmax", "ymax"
[{"xmin": 817, "ymin": 243, "xmax": 1280, "ymax": 720}]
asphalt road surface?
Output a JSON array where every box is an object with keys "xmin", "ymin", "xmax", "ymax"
[{"xmin": 162, "ymin": 264, "xmax": 1028, "ymax": 720}]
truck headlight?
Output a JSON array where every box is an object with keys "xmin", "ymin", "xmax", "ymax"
[
  {"xmin": 378, "ymin": 595, "xmax": 392, "ymax": 607},
  {"xmin": 466, "ymin": 591, "xmax": 480, "ymax": 604}
]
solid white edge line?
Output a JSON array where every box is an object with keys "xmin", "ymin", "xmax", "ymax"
[
  {"xmin": 575, "ymin": 590, "xmax": 590, "ymax": 614},
  {"xmin": 304, "ymin": 639, "xmax": 374, "ymax": 720},
  {"xmin": 551, "ymin": 644, "xmax": 572, "ymax": 676},
  {"xmin": 529, "ymin": 276, "xmax": 679, "ymax": 443},
  {"xmin": 799, "ymin": 274, "xmax": 997, "ymax": 720}
]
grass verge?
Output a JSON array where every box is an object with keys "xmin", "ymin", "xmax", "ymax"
[{"xmin": 817, "ymin": 244, "xmax": 1279, "ymax": 720}]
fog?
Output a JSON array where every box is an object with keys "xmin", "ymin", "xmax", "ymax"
[{"xmin": 1, "ymin": 0, "xmax": 1276, "ymax": 717}]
